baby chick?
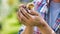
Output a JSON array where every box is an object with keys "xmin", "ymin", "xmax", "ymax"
[{"xmin": 27, "ymin": 3, "xmax": 34, "ymax": 10}]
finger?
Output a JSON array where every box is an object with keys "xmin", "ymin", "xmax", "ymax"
[
  {"xmin": 17, "ymin": 15, "xmax": 31, "ymax": 26},
  {"xmin": 18, "ymin": 4, "xmax": 25, "ymax": 8},
  {"xmin": 17, "ymin": 11, "xmax": 29, "ymax": 25},
  {"xmin": 17, "ymin": 11, "xmax": 21, "ymax": 22},
  {"xmin": 18, "ymin": 4, "xmax": 30, "ymax": 14},
  {"xmin": 17, "ymin": 7, "xmax": 31, "ymax": 25},
  {"xmin": 29, "ymin": 10, "xmax": 39, "ymax": 16},
  {"xmin": 20, "ymin": 11, "xmax": 33, "ymax": 26},
  {"xmin": 19, "ymin": 10, "xmax": 28, "ymax": 23},
  {"xmin": 17, "ymin": 9, "xmax": 21, "ymax": 18},
  {"xmin": 20, "ymin": 7, "xmax": 31, "ymax": 19},
  {"xmin": 17, "ymin": 15, "xmax": 26, "ymax": 25},
  {"xmin": 17, "ymin": 9, "xmax": 24, "ymax": 22},
  {"xmin": 18, "ymin": 4, "xmax": 26, "ymax": 8},
  {"xmin": 17, "ymin": 7, "xmax": 29, "ymax": 23},
  {"xmin": 17, "ymin": 11, "xmax": 32, "ymax": 26},
  {"xmin": 19, "ymin": 13, "xmax": 31, "ymax": 26}
]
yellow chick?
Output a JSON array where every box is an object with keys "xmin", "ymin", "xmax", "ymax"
[{"xmin": 27, "ymin": 3, "xmax": 34, "ymax": 10}]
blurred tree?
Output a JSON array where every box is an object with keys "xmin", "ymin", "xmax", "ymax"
[
  {"xmin": 0, "ymin": 22, "xmax": 2, "ymax": 31},
  {"xmin": 30, "ymin": 0, "xmax": 33, "ymax": 2},
  {"xmin": 0, "ymin": 0, "xmax": 33, "ymax": 34},
  {"xmin": 0, "ymin": 0, "xmax": 2, "ymax": 4},
  {"xmin": 1, "ymin": 0, "xmax": 20, "ymax": 34},
  {"xmin": 0, "ymin": 0, "xmax": 2, "ymax": 31},
  {"xmin": 0, "ymin": 0, "xmax": 2, "ymax": 14},
  {"xmin": 8, "ymin": 0, "xmax": 19, "ymax": 6}
]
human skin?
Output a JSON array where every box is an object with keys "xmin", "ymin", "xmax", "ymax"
[
  {"xmin": 17, "ymin": 0, "xmax": 60, "ymax": 34},
  {"xmin": 17, "ymin": 7, "xmax": 56, "ymax": 34}
]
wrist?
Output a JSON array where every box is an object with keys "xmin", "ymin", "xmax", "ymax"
[
  {"xmin": 24, "ymin": 26, "xmax": 34, "ymax": 34},
  {"xmin": 26, "ymin": 26, "xmax": 34, "ymax": 28},
  {"xmin": 37, "ymin": 21, "xmax": 56, "ymax": 34},
  {"xmin": 37, "ymin": 24, "xmax": 56, "ymax": 34},
  {"xmin": 37, "ymin": 18, "xmax": 48, "ymax": 28}
]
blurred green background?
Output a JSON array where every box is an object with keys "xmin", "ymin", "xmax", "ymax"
[{"xmin": 0, "ymin": 0, "xmax": 33, "ymax": 34}]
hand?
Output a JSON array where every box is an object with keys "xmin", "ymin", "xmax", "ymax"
[
  {"xmin": 17, "ymin": 4, "xmax": 56, "ymax": 34},
  {"xmin": 17, "ymin": 5, "xmax": 46, "ymax": 27}
]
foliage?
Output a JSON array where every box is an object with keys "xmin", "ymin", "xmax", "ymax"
[{"xmin": 0, "ymin": 0, "xmax": 33, "ymax": 34}]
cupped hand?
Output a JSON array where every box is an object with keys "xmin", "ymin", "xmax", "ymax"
[{"xmin": 17, "ymin": 4, "xmax": 46, "ymax": 27}]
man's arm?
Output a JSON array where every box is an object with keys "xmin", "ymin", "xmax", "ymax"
[
  {"xmin": 37, "ymin": 20, "xmax": 56, "ymax": 34},
  {"xmin": 22, "ymin": 21, "xmax": 56, "ymax": 34}
]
